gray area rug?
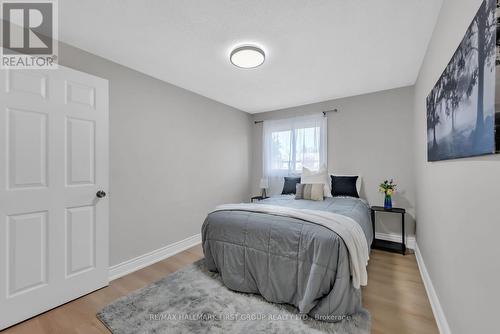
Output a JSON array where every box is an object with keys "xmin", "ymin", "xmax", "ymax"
[{"xmin": 98, "ymin": 260, "xmax": 370, "ymax": 334}]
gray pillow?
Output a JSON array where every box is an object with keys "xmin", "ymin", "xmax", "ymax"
[
  {"xmin": 331, "ymin": 175, "xmax": 359, "ymax": 198},
  {"xmin": 296, "ymin": 184, "xmax": 324, "ymax": 201},
  {"xmin": 282, "ymin": 177, "xmax": 301, "ymax": 194}
]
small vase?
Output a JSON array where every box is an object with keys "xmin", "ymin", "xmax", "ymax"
[{"xmin": 384, "ymin": 194, "xmax": 392, "ymax": 210}]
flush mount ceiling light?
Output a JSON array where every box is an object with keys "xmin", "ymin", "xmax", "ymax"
[{"xmin": 230, "ymin": 45, "xmax": 265, "ymax": 69}]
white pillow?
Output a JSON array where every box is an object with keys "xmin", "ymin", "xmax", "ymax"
[
  {"xmin": 301, "ymin": 166, "xmax": 332, "ymax": 197},
  {"xmin": 331, "ymin": 174, "xmax": 362, "ymax": 195}
]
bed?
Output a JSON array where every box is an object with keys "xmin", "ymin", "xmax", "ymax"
[{"xmin": 201, "ymin": 195, "xmax": 372, "ymax": 322}]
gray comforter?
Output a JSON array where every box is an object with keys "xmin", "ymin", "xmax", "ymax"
[{"xmin": 201, "ymin": 195, "xmax": 372, "ymax": 322}]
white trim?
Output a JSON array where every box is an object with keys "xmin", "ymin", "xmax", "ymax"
[
  {"xmin": 375, "ymin": 232, "xmax": 415, "ymax": 249},
  {"xmin": 414, "ymin": 243, "xmax": 452, "ymax": 334},
  {"xmin": 108, "ymin": 234, "xmax": 202, "ymax": 281}
]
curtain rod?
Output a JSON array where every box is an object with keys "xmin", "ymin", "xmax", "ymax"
[{"xmin": 253, "ymin": 108, "xmax": 338, "ymax": 124}]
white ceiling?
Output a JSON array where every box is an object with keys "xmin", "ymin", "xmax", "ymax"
[{"xmin": 59, "ymin": 0, "xmax": 442, "ymax": 113}]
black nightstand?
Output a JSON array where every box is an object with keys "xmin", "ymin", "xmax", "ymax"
[
  {"xmin": 251, "ymin": 196, "xmax": 269, "ymax": 203},
  {"xmin": 371, "ymin": 206, "xmax": 406, "ymax": 255}
]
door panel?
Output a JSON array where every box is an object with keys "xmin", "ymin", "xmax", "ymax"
[
  {"xmin": 66, "ymin": 117, "xmax": 95, "ymax": 186},
  {"xmin": 6, "ymin": 71, "xmax": 47, "ymax": 99},
  {"xmin": 7, "ymin": 108, "xmax": 48, "ymax": 189},
  {"xmin": 7, "ymin": 211, "xmax": 48, "ymax": 298},
  {"xmin": 65, "ymin": 80, "xmax": 96, "ymax": 109},
  {"xmin": 65, "ymin": 205, "xmax": 95, "ymax": 277},
  {"xmin": 0, "ymin": 66, "xmax": 109, "ymax": 330}
]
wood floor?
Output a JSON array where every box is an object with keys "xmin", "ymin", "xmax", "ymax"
[{"xmin": 2, "ymin": 246, "xmax": 438, "ymax": 334}]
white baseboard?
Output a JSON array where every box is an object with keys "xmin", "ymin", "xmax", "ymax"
[
  {"xmin": 375, "ymin": 232, "xmax": 415, "ymax": 249},
  {"xmin": 414, "ymin": 243, "xmax": 452, "ymax": 334},
  {"xmin": 108, "ymin": 234, "xmax": 201, "ymax": 281}
]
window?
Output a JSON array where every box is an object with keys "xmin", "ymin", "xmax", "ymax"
[{"xmin": 263, "ymin": 115, "xmax": 327, "ymax": 177}]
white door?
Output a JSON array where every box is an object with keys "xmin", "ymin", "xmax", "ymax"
[{"xmin": 0, "ymin": 66, "xmax": 109, "ymax": 330}]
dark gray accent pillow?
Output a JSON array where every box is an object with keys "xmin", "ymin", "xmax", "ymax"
[
  {"xmin": 282, "ymin": 177, "xmax": 301, "ymax": 194},
  {"xmin": 331, "ymin": 175, "xmax": 359, "ymax": 198}
]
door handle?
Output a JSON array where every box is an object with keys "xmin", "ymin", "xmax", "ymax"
[{"xmin": 96, "ymin": 190, "xmax": 106, "ymax": 198}]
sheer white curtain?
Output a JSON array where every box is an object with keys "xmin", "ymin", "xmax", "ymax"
[{"xmin": 263, "ymin": 115, "xmax": 327, "ymax": 185}]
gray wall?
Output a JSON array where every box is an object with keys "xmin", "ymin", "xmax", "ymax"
[
  {"xmin": 413, "ymin": 0, "xmax": 500, "ymax": 333},
  {"xmin": 251, "ymin": 87, "xmax": 416, "ymax": 238},
  {"xmin": 59, "ymin": 43, "xmax": 252, "ymax": 266}
]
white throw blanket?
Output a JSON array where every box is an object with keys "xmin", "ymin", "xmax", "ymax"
[{"xmin": 212, "ymin": 203, "xmax": 370, "ymax": 289}]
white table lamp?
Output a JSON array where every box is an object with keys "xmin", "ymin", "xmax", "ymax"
[{"xmin": 259, "ymin": 178, "xmax": 269, "ymax": 198}]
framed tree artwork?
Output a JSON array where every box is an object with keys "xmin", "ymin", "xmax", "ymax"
[
  {"xmin": 496, "ymin": 0, "xmax": 500, "ymax": 153},
  {"xmin": 426, "ymin": 0, "xmax": 497, "ymax": 161}
]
